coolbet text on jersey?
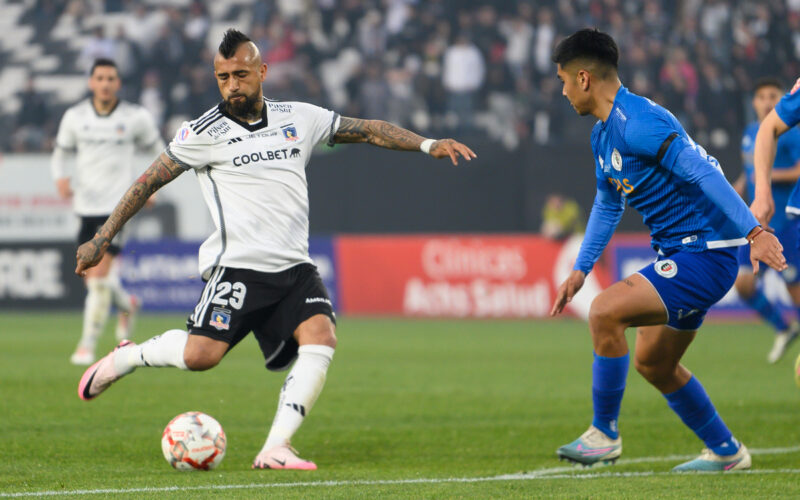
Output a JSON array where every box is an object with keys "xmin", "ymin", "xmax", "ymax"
[{"xmin": 166, "ymin": 98, "xmax": 340, "ymax": 279}]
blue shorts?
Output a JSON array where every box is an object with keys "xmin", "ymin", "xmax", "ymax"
[
  {"xmin": 737, "ymin": 221, "xmax": 800, "ymax": 283},
  {"xmin": 638, "ymin": 248, "xmax": 738, "ymax": 331}
]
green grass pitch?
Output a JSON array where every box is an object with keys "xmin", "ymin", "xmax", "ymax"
[{"xmin": 2, "ymin": 313, "xmax": 800, "ymax": 499}]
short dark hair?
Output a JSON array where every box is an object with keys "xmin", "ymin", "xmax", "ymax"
[
  {"xmin": 551, "ymin": 28, "xmax": 619, "ymax": 73},
  {"xmin": 90, "ymin": 58, "xmax": 117, "ymax": 76},
  {"xmin": 753, "ymin": 76, "xmax": 784, "ymax": 93},
  {"xmin": 219, "ymin": 28, "xmax": 252, "ymax": 58}
]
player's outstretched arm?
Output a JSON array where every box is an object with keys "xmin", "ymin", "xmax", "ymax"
[
  {"xmin": 332, "ymin": 117, "xmax": 476, "ymax": 165},
  {"xmin": 75, "ymin": 153, "xmax": 184, "ymax": 275},
  {"xmin": 752, "ymin": 109, "xmax": 791, "ymax": 226}
]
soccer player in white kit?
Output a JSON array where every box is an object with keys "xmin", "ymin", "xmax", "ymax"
[
  {"xmin": 52, "ymin": 58, "xmax": 164, "ymax": 365},
  {"xmin": 75, "ymin": 30, "xmax": 476, "ymax": 470}
]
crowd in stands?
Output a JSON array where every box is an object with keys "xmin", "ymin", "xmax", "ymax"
[{"xmin": 9, "ymin": 0, "xmax": 800, "ymax": 153}]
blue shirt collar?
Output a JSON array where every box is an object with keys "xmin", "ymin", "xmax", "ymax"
[{"xmin": 599, "ymin": 85, "xmax": 627, "ymax": 130}]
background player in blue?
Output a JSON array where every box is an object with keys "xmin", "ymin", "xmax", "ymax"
[
  {"xmin": 548, "ymin": 29, "xmax": 786, "ymax": 472},
  {"xmin": 733, "ymin": 77, "xmax": 800, "ymax": 363},
  {"xmin": 753, "ymin": 76, "xmax": 800, "ymax": 246}
]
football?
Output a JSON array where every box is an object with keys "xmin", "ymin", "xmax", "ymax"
[{"xmin": 161, "ymin": 412, "xmax": 226, "ymax": 470}]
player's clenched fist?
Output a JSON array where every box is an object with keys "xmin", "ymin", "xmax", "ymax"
[{"xmin": 75, "ymin": 237, "xmax": 107, "ymax": 276}]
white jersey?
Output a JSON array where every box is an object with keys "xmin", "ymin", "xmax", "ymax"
[
  {"xmin": 51, "ymin": 99, "xmax": 164, "ymax": 216},
  {"xmin": 166, "ymin": 98, "xmax": 340, "ymax": 278}
]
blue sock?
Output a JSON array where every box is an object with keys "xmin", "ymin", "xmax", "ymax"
[
  {"xmin": 664, "ymin": 376, "xmax": 740, "ymax": 456},
  {"xmin": 745, "ymin": 290, "xmax": 788, "ymax": 331},
  {"xmin": 591, "ymin": 352, "xmax": 629, "ymax": 439}
]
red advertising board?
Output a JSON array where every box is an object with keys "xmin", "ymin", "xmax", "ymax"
[{"xmin": 336, "ymin": 235, "xmax": 610, "ymax": 318}]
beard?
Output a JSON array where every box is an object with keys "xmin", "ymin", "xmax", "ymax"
[{"xmin": 225, "ymin": 92, "xmax": 260, "ymax": 120}]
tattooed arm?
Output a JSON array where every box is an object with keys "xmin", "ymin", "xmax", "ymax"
[
  {"xmin": 332, "ymin": 117, "xmax": 477, "ymax": 165},
  {"xmin": 75, "ymin": 153, "xmax": 184, "ymax": 275}
]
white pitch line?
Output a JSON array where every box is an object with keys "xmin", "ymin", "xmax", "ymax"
[
  {"xmin": 3, "ymin": 445, "xmax": 799, "ymax": 498},
  {"xmin": 519, "ymin": 444, "xmax": 800, "ymax": 477}
]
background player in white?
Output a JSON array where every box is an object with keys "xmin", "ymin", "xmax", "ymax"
[
  {"xmin": 75, "ymin": 30, "xmax": 476, "ymax": 470},
  {"xmin": 52, "ymin": 58, "xmax": 164, "ymax": 365}
]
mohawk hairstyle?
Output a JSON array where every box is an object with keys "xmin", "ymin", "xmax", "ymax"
[
  {"xmin": 218, "ymin": 28, "xmax": 252, "ymax": 58},
  {"xmin": 551, "ymin": 28, "xmax": 619, "ymax": 72},
  {"xmin": 90, "ymin": 58, "xmax": 117, "ymax": 76}
]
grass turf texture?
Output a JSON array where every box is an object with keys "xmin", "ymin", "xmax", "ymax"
[{"xmin": 2, "ymin": 314, "xmax": 799, "ymax": 499}]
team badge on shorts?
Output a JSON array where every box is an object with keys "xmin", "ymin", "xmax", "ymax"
[
  {"xmin": 209, "ymin": 308, "xmax": 231, "ymax": 331},
  {"xmin": 655, "ymin": 259, "xmax": 678, "ymax": 278}
]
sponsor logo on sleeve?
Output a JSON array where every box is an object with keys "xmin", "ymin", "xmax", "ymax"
[
  {"xmin": 176, "ymin": 127, "xmax": 190, "ymax": 143},
  {"xmin": 599, "ymin": 155, "xmax": 609, "ymax": 173},
  {"xmin": 305, "ymin": 297, "xmax": 332, "ymax": 306},
  {"xmin": 654, "ymin": 259, "xmax": 677, "ymax": 278}
]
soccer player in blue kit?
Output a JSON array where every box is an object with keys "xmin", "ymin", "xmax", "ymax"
[
  {"xmin": 548, "ymin": 29, "xmax": 787, "ymax": 471},
  {"xmin": 733, "ymin": 78, "xmax": 800, "ymax": 363}
]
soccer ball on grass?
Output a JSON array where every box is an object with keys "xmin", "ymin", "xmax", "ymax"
[{"xmin": 161, "ymin": 411, "xmax": 226, "ymax": 470}]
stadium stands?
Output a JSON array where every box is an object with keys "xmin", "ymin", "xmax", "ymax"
[{"xmin": 4, "ymin": 0, "xmax": 800, "ymax": 153}]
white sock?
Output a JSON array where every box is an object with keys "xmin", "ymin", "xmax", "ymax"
[
  {"xmin": 78, "ymin": 277, "xmax": 112, "ymax": 353},
  {"xmin": 114, "ymin": 329, "xmax": 189, "ymax": 375},
  {"xmin": 108, "ymin": 265, "xmax": 133, "ymax": 312},
  {"xmin": 262, "ymin": 345, "xmax": 335, "ymax": 452},
  {"xmin": 107, "ymin": 263, "xmax": 135, "ymax": 340}
]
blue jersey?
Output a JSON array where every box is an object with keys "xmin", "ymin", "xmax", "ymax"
[
  {"xmin": 741, "ymin": 121, "xmax": 800, "ymax": 229},
  {"xmin": 774, "ymin": 84, "xmax": 800, "ymax": 216},
  {"xmin": 575, "ymin": 86, "xmax": 759, "ymax": 274}
]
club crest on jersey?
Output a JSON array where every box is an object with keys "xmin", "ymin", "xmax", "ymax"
[
  {"xmin": 611, "ymin": 148, "xmax": 622, "ymax": 171},
  {"xmin": 209, "ymin": 308, "xmax": 231, "ymax": 331},
  {"xmin": 282, "ymin": 126, "xmax": 299, "ymax": 141},
  {"xmin": 176, "ymin": 127, "xmax": 190, "ymax": 143},
  {"xmin": 116, "ymin": 123, "xmax": 125, "ymax": 135},
  {"xmin": 655, "ymin": 259, "xmax": 677, "ymax": 278}
]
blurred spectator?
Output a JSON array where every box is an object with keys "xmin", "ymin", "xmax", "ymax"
[
  {"xmin": 541, "ymin": 194, "xmax": 585, "ymax": 240},
  {"xmin": 442, "ymin": 34, "xmax": 485, "ymax": 133},
  {"xmin": 139, "ymin": 71, "xmax": 165, "ymax": 129},
  {"xmin": 78, "ymin": 27, "xmax": 115, "ymax": 73},
  {"xmin": 358, "ymin": 63, "xmax": 391, "ymax": 119},
  {"xmin": 11, "ymin": 78, "xmax": 49, "ymax": 152},
  {"xmin": 499, "ymin": 13, "xmax": 533, "ymax": 78},
  {"xmin": 7, "ymin": 0, "xmax": 800, "ymax": 152}
]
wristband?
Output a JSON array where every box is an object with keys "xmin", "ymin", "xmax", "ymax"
[
  {"xmin": 749, "ymin": 227, "xmax": 764, "ymax": 244},
  {"xmin": 420, "ymin": 139, "xmax": 435, "ymax": 155}
]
